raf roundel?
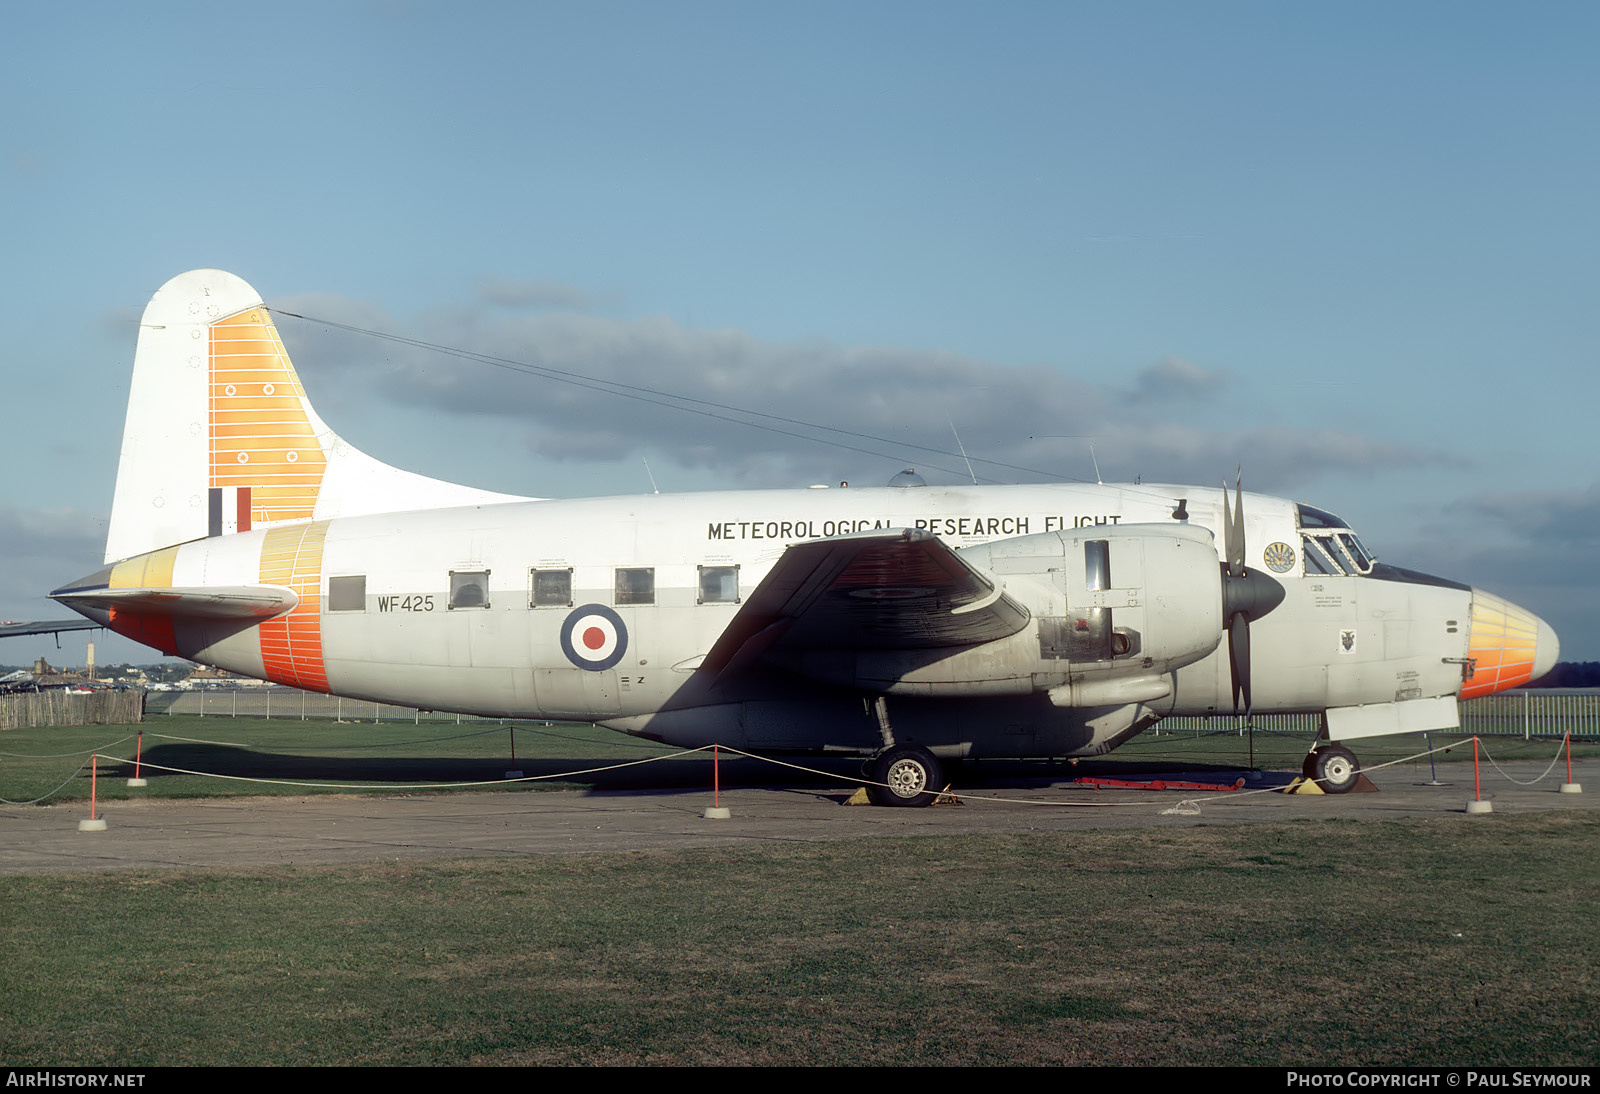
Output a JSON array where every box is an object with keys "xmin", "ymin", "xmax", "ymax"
[{"xmin": 559, "ymin": 604, "xmax": 629, "ymax": 671}]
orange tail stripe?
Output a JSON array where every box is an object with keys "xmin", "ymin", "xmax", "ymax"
[{"xmin": 256, "ymin": 521, "xmax": 329, "ymax": 692}]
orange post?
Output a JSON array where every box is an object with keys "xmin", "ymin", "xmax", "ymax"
[
  {"xmin": 90, "ymin": 754, "xmax": 99, "ymax": 821},
  {"xmin": 134, "ymin": 731, "xmax": 144, "ymax": 781},
  {"xmin": 1473, "ymin": 737, "xmax": 1482, "ymax": 802},
  {"xmin": 703, "ymin": 742, "xmax": 731, "ymax": 818}
]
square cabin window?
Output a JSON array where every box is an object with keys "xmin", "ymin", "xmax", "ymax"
[
  {"xmin": 698, "ymin": 565, "xmax": 740, "ymax": 604},
  {"xmin": 531, "ymin": 568, "xmax": 573, "ymax": 608},
  {"xmin": 449, "ymin": 570, "xmax": 490, "ymax": 610},
  {"xmin": 328, "ymin": 575, "xmax": 366, "ymax": 612},
  {"xmin": 614, "ymin": 567, "xmax": 655, "ymax": 605}
]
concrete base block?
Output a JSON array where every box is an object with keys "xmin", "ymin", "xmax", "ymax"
[
  {"xmin": 78, "ymin": 818, "xmax": 107, "ymax": 832},
  {"xmin": 126, "ymin": 778, "xmax": 147, "ymax": 787},
  {"xmin": 703, "ymin": 806, "xmax": 732, "ymax": 819},
  {"xmin": 1559, "ymin": 782, "xmax": 1582, "ymax": 794},
  {"xmin": 1466, "ymin": 799, "xmax": 1493, "ymax": 814}
]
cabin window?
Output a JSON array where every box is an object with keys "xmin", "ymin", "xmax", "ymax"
[
  {"xmin": 449, "ymin": 570, "xmax": 490, "ymax": 609},
  {"xmin": 614, "ymin": 568, "xmax": 655, "ymax": 605},
  {"xmin": 530, "ymin": 568, "xmax": 573, "ymax": 608},
  {"xmin": 698, "ymin": 565, "xmax": 740, "ymax": 604},
  {"xmin": 328, "ymin": 575, "xmax": 366, "ymax": 612}
]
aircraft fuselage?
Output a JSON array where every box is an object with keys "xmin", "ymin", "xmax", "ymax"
[{"xmin": 57, "ymin": 481, "xmax": 1551, "ymax": 760}]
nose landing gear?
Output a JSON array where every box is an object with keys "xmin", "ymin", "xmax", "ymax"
[{"xmin": 1303, "ymin": 744, "xmax": 1361, "ymax": 793}]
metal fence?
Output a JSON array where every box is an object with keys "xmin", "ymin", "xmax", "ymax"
[
  {"xmin": 1160, "ymin": 689, "xmax": 1600, "ymax": 740},
  {"xmin": 143, "ymin": 688, "xmax": 502, "ymax": 724},
  {"xmin": 142, "ymin": 686, "xmax": 1600, "ymax": 739}
]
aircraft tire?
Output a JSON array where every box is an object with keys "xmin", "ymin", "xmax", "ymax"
[
  {"xmin": 1310, "ymin": 745, "xmax": 1360, "ymax": 794},
  {"xmin": 867, "ymin": 746, "xmax": 942, "ymax": 808}
]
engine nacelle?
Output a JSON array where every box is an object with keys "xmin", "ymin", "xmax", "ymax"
[{"xmin": 775, "ymin": 524, "xmax": 1226, "ymax": 702}]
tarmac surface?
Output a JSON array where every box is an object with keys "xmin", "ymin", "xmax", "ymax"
[{"xmin": 1, "ymin": 756, "xmax": 1592, "ymax": 874}]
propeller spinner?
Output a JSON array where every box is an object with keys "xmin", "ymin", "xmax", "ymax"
[{"xmin": 1219, "ymin": 474, "xmax": 1285, "ymax": 717}]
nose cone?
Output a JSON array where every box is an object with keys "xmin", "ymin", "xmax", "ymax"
[
  {"xmin": 1461, "ymin": 589, "xmax": 1560, "ymax": 699},
  {"xmin": 1533, "ymin": 615, "xmax": 1560, "ymax": 681}
]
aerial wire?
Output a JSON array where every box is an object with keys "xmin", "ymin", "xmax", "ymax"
[
  {"xmin": 269, "ymin": 308, "xmax": 1075, "ymax": 484},
  {"xmin": 271, "ymin": 308, "xmax": 992, "ymax": 481}
]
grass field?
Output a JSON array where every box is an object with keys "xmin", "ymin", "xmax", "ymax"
[
  {"xmin": 1, "ymin": 814, "xmax": 1595, "ymax": 1065},
  {"xmin": 4, "ymin": 717, "xmax": 1594, "ymax": 1065},
  {"xmin": 3, "ymin": 715, "xmax": 1593, "ymax": 806}
]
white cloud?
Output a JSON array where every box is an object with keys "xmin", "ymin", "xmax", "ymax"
[
  {"xmin": 1454, "ymin": 482, "xmax": 1600, "ymax": 545},
  {"xmin": 1121, "ymin": 356, "xmax": 1229, "ymax": 403},
  {"xmin": 271, "ymin": 287, "xmax": 1459, "ymax": 493}
]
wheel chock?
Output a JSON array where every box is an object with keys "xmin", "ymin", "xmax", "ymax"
[
  {"xmin": 844, "ymin": 785, "xmax": 961, "ymax": 805},
  {"xmin": 1282, "ymin": 774, "xmax": 1379, "ymax": 795}
]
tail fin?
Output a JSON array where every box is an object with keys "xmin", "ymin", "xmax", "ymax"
[{"xmin": 105, "ymin": 270, "xmax": 529, "ymax": 563}]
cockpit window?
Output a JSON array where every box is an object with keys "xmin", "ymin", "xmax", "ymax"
[
  {"xmin": 1302, "ymin": 538, "xmax": 1341, "ymax": 575},
  {"xmin": 1300, "ymin": 532, "xmax": 1376, "ymax": 576},
  {"xmin": 1337, "ymin": 533, "xmax": 1373, "ymax": 571},
  {"xmin": 1297, "ymin": 504, "xmax": 1376, "ymax": 576},
  {"xmin": 1297, "ymin": 503, "xmax": 1349, "ymax": 529}
]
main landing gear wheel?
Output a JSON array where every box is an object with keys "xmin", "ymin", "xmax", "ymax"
[
  {"xmin": 867, "ymin": 746, "xmax": 942, "ymax": 808},
  {"xmin": 1305, "ymin": 745, "xmax": 1360, "ymax": 794}
]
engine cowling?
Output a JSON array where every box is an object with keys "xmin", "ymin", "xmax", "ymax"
[{"xmin": 778, "ymin": 524, "xmax": 1226, "ymax": 701}]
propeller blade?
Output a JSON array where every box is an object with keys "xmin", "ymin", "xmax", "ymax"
[
  {"xmin": 1220, "ymin": 480, "xmax": 1235, "ymax": 577},
  {"xmin": 1228, "ymin": 470, "xmax": 1246, "ymax": 577},
  {"xmin": 1230, "ymin": 611, "xmax": 1252, "ymax": 716},
  {"xmin": 1219, "ymin": 470, "xmax": 1270, "ymax": 719}
]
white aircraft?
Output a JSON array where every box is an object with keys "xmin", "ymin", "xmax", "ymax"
[{"xmin": 49, "ymin": 270, "xmax": 1558, "ymax": 804}]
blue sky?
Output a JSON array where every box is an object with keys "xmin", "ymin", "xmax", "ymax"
[{"xmin": 4, "ymin": 1, "xmax": 1596, "ymax": 666}]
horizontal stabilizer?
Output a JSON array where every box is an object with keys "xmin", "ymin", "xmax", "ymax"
[
  {"xmin": 51, "ymin": 585, "xmax": 299, "ymax": 622},
  {"xmin": 0, "ymin": 618, "xmax": 104, "ymax": 639}
]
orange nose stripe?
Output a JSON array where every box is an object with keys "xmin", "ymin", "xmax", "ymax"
[{"xmin": 1460, "ymin": 591, "xmax": 1541, "ymax": 700}]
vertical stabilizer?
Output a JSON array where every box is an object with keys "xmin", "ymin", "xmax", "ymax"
[{"xmin": 105, "ymin": 270, "xmax": 530, "ymax": 563}]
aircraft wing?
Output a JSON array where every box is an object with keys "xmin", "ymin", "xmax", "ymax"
[
  {"xmin": 701, "ymin": 528, "xmax": 1030, "ymax": 677},
  {"xmin": 0, "ymin": 618, "xmax": 104, "ymax": 639}
]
